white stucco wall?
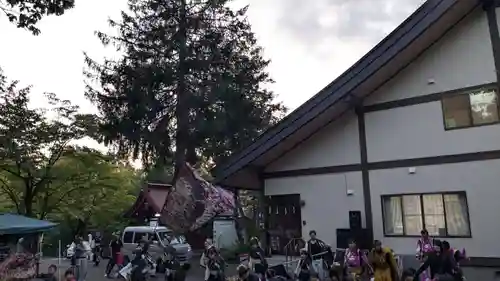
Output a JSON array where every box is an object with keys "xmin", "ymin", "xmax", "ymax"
[
  {"xmin": 364, "ymin": 8, "xmax": 495, "ymax": 106},
  {"xmin": 365, "ymin": 101, "xmax": 500, "ymax": 162},
  {"xmin": 265, "ymin": 112, "xmax": 360, "ymax": 172},
  {"xmin": 264, "ymin": 172, "xmax": 364, "ymax": 247},
  {"xmin": 369, "ymin": 159, "xmax": 500, "ymax": 257},
  {"xmin": 261, "ymin": 5, "xmax": 500, "ymax": 260},
  {"xmin": 363, "ymin": 6, "xmax": 500, "ymax": 162}
]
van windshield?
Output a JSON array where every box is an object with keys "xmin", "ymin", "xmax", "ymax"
[{"xmin": 156, "ymin": 231, "xmax": 186, "ymax": 244}]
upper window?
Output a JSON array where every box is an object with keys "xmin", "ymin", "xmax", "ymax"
[
  {"xmin": 442, "ymin": 87, "xmax": 500, "ymax": 129},
  {"xmin": 381, "ymin": 192, "xmax": 471, "ymax": 237}
]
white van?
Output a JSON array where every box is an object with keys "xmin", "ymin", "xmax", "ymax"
[{"xmin": 121, "ymin": 225, "xmax": 192, "ymax": 266}]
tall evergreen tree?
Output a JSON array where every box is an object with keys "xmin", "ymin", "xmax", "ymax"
[{"xmin": 85, "ymin": 0, "xmax": 286, "ymax": 173}]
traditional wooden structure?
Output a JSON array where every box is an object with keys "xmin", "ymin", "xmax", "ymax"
[{"xmin": 124, "ymin": 182, "xmax": 209, "ymax": 250}]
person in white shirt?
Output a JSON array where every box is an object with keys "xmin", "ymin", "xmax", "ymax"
[{"xmin": 68, "ymin": 235, "xmax": 91, "ymax": 281}]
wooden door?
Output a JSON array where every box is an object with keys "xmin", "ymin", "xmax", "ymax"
[{"xmin": 266, "ymin": 194, "xmax": 302, "ymax": 255}]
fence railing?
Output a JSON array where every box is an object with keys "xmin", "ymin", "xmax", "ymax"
[
  {"xmin": 280, "ymin": 240, "xmax": 404, "ymax": 276},
  {"xmin": 283, "ymin": 238, "xmax": 304, "ymax": 270}
]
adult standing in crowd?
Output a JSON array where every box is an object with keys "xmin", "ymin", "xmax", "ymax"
[
  {"xmin": 69, "ymin": 234, "xmax": 91, "ymax": 281},
  {"xmin": 306, "ymin": 230, "xmax": 328, "ymax": 280}
]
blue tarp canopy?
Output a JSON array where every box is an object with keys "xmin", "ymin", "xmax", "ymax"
[{"xmin": 0, "ymin": 214, "xmax": 57, "ymax": 235}]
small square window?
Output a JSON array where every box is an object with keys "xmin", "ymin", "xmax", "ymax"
[{"xmin": 442, "ymin": 94, "xmax": 471, "ymax": 129}]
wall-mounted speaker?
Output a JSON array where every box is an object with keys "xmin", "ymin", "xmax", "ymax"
[{"xmin": 349, "ymin": 210, "xmax": 362, "ymax": 230}]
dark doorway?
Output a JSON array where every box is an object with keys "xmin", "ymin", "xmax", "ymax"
[{"xmin": 266, "ymin": 194, "xmax": 302, "ymax": 255}]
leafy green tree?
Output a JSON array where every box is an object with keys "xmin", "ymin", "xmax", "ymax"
[
  {"xmin": 0, "ymin": 67, "xmax": 97, "ymax": 217},
  {"xmin": 84, "ymin": 0, "xmax": 286, "ymax": 172},
  {"xmin": 0, "ymin": 0, "xmax": 75, "ymax": 35},
  {"xmin": 50, "ymin": 149, "xmax": 139, "ymax": 234},
  {"xmin": 35, "ymin": 148, "xmax": 139, "ymax": 253}
]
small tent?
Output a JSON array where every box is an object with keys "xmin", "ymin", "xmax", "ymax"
[{"xmin": 0, "ymin": 214, "xmax": 57, "ymax": 235}]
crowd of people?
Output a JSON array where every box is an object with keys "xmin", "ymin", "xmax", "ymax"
[
  {"xmin": 287, "ymin": 229, "xmax": 468, "ymax": 281},
  {"xmin": 52, "ymin": 231, "xmax": 123, "ymax": 281},
  {"xmin": 66, "ymin": 231, "xmax": 185, "ymax": 281},
  {"xmin": 34, "ymin": 227, "xmax": 468, "ymax": 281},
  {"xmin": 197, "ymin": 228, "xmax": 467, "ymax": 281}
]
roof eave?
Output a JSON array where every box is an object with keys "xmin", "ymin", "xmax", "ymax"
[{"xmin": 215, "ymin": 0, "xmax": 468, "ymax": 182}]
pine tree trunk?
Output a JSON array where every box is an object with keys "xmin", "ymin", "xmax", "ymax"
[
  {"xmin": 174, "ymin": 0, "xmax": 189, "ymax": 180},
  {"xmin": 186, "ymin": 146, "xmax": 198, "ymax": 166}
]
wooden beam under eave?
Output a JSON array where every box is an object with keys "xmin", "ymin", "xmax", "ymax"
[{"xmin": 216, "ymin": 167, "xmax": 261, "ymax": 190}]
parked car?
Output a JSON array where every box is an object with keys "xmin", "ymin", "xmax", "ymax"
[{"xmin": 121, "ymin": 225, "xmax": 192, "ymax": 267}]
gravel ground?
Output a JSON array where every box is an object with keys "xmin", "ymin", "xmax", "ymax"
[
  {"xmin": 37, "ymin": 258, "xmax": 237, "ymax": 281},
  {"xmin": 37, "ymin": 257, "xmax": 495, "ymax": 281}
]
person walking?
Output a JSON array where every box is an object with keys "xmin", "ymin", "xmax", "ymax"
[
  {"xmin": 105, "ymin": 232, "xmax": 123, "ymax": 278},
  {"xmin": 92, "ymin": 232, "xmax": 102, "ymax": 266}
]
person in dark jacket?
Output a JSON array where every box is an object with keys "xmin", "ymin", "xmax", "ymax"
[
  {"xmin": 92, "ymin": 232, "xmax": 102, "ymax": 266},
  {"xmin": 105, "ymin": 232, "xmax": 123, "ymax": 278},
  {"xmin": 248, "ymin": 237, "xmax": 268, "ymax": 278},
  {"xmin": 164, "ymin": 246, "xmax": 180, "ymax": 281},
  {"xmin": 295, "ymin": 248, "xmax": 313, "ymax": 281},
  {"xmin": 130, "ymin": 246, "xmax": 148, "ymax": 281},
  {"xmin": 413, "ymin": 240, "xmax": 464, "ymax": 281},
  {"xmin": 139, "ymin": 234, "xmax": 152, "ymax": 255},
  {"xmin": 306, "ymin": 230, "xmax": 328, "ymax": 280}
]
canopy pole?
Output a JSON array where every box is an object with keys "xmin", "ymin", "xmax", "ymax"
[{"xmin": 58, "ymin": 240, "xmax": 61, "ymax": 279}]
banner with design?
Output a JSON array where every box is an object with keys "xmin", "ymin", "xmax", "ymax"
[
  {"xmin": 160, "ymin": 163, "xmax": 235, "ymax": 233},
  {"xmin": 0, "ymin": 252, "xmax": 37, "ymax": 280}
]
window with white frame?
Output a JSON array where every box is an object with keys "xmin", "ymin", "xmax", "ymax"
[{"xmin": 381, "ymin": 192, "xmax": 471, "ymax": 237}]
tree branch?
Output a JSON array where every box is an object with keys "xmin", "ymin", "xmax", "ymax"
[
  {"xmin": 42, "ymin": 185, "xmax": 85, "ymax": 216},
  {"xmin": 0, "ymin": 164, "xmax": 23, "ymax": 179},
  {"xmin": 0, "ymin": 176, "xmax": 20, "ymax": 212},
  {"xmin": 33, "ymin": 141, "xmax": 69, "ymax": 196}
]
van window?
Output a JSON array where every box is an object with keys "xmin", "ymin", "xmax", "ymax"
[
  {"xmin": 157, "ymin": 231, "xmax": 186, "ymax": 244},
  {"xmin": 123, "ymin": 232, "xmax": 134, "ymax": 243},
  {"xmin": 133, "ymin": 232, "xmax": 146, "ymax": 243}
]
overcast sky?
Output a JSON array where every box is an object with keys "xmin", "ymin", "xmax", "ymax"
[{"xmin": 0, "ymin": 0, "xmax": 425, "ymax": 151}]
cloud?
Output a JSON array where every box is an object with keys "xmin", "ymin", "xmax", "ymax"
[{"xmin": 276, "ymin": 0, "xmax": 426, "ymax": 47}]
